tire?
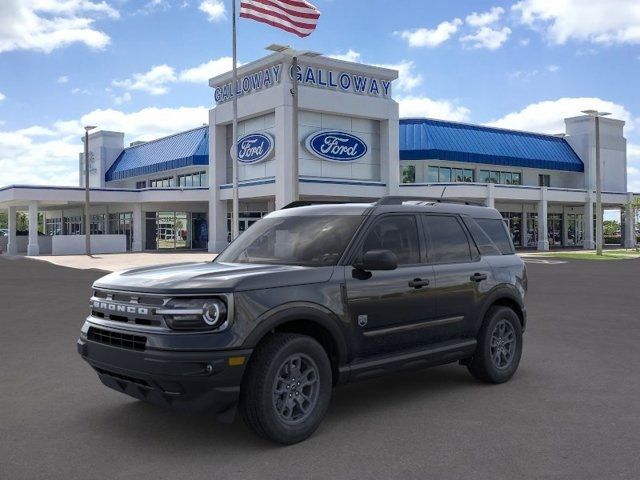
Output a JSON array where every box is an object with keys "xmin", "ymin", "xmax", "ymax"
[
  {"xmin": 239, "ymin": 333, "xmax": 332, "ymax": 444},
  {"xmin": 467, "ymin": 306, "xmax": 523, "ymax": 384}
]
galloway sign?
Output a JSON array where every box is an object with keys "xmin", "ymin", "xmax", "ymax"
[
  {"xmin": 305, "ymin": 131, "xmax": 368, "ymax": 162},
  {"xmin": 291, "ymin": 65, "xmax": 392, "ymax": 98},
  {"xmin": 214, "ymin": 64, "xmax": 282, "ymax": 104},
  {"xmin": 213, "ymin": 62, "xmax": 394, "ymax": 104},
  {"xmin": 233, "ymin": 132, "xmax": 275, "ymax": 164}
]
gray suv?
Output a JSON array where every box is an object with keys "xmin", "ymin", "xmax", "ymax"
[{"xmin": 78, "ymin": 197, "xmax": 527, "ymax": 444}]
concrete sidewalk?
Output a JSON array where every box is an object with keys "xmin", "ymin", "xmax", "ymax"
[{"xmin": 20, "ymin": 252, "xmax": 216, "ymax": 272}]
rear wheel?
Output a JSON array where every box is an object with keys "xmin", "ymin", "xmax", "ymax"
[
  {"xmin": 239, "ymin": 333, "xmax": 332, "ymax": 444},
  {"xmin": 467, "ymin": 306, "xmax": 523, "ymax": 384}
]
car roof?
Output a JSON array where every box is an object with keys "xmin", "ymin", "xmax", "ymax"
[{"xmin": 271, "ymin": 199, "xmax": 503, "ymax": 220}]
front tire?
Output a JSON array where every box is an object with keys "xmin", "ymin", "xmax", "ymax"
[
  {"xmin": 467, "ymin": 306, "xmax": 523, "ymax": 384},
  {"xmin": 239, "ymin": 333, "xmax": 332, "ymax": 444}
]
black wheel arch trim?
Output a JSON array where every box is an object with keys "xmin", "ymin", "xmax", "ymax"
[
  {"xmin": 242, "ymin": 302, "xmax": 350, "ymax": 367},
  {"xmin": 478, "ymin": 286, "xmax": 526, "ymax": 332}
]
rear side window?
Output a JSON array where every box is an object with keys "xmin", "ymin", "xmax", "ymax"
[
  {"xmin": 422, "ymin": 215, "xmax": 472, "ymax": 263},
  {"xmin": 475, "ymin": 218, "xmax": 515, "ymax": 255},
  {"xmin": 463, "ymin": 217, "xmax": 502, "ymax": 256}
]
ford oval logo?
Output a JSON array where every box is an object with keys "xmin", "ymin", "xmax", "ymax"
[
  {"xmin": 305, "ymin": 131, "xmax": 368, "ymax": 162},
  {"xmin": 233, "ymin": 133, "xmax": 274, "ymax": 164}
]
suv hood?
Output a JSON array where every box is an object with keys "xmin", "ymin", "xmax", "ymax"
[{"xmin": 93, "ymin": 261, "xmax": 335, "ymax": 294}]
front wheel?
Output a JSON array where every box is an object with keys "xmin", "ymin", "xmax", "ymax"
[
  {"xmin": 239, "ymin": 333, "xmax": 332, "ymax": 444},
  {"xmin": 467, "ymin": 306, "xmax": 523, "ymax": 384}
]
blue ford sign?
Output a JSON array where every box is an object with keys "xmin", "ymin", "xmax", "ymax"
[
  {"xmin": 234, "ymin": 133, "xmax": 274, "ymax": 164},
  {"xmin": 305, "ymin": 131, "xmax": 368, "ymax": 162}
]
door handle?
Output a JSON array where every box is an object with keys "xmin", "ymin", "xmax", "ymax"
[
  {"xmin": 408, "ymin": 278, "xmax": 430, "ymax": 289},
  {"xmin": 470, "ymin": 273, "xmax": 488, "ymax": 282}
]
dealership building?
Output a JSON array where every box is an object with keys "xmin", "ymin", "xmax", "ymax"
[{"xmin": 0, "ymin": 51, "xmax": 637, "ymax": 256}]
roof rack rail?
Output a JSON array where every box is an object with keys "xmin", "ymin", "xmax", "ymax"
[
  {"xmin": 281, "ymin": 200, "xmax": 352, "ymax": 209},
  {"xmin": 375, "ymin": 196, "xmax": 485, "ymax": 207}
]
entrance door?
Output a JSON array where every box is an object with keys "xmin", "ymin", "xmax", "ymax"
[{"xmin": 344, "ymin": 214, "xmax": 437, "ymax": 357}]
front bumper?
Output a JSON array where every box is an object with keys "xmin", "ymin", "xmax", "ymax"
[{"xmin": 77, "ymin": 333, "xmax": 252, "ymax": 417}]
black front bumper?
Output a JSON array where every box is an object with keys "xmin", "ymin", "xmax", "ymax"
[{"xmin": 78, "ymin": 335, "xmax": 252, "ymax": 418}]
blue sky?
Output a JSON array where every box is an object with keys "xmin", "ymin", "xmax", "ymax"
[{"xmin": 1, "ymin": 0, "xmax": 639, "ymax": 191}]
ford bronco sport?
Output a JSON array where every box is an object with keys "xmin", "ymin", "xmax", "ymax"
[{"xmin": 78, "ymin": 197, "xmax": 527, "ymax": 444}]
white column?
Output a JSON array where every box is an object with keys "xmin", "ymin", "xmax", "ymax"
[
  {"xmin": 583, "ymin": 194, "xmax": 595, "ymax": 249},
  {"xmin": 537, "ymin": 187, "xmax": 549, "ymax": 251},
  {"xmin": 7, "ymin": 206, "xmax": 17, "ymax": 255},
  {"xmin": 27, "ymin": 202, "xmax": 40, "ymax": 256},
  {"xmin": 132, "ymin": 204, "xmax": 143, "ymax": 252},
  {"xmin": 562, "ymin": 207, "xmax": 569, "ymax": 247},
  {"xmin": 208, "ymin": 119, "xmax": 231, "ymax": 253},
  {"xmin": 274, "ymin": 104, "xmax": 295, "ymax": 209},
  {"xmin": 381, "ymin": 112, "xmax": 400, "ymax": 195},
  {"xmin": 485, "ymin": 183, "xmax": 495, "ymax": 208},
  {"xmin": 624, "ymin": 193, "xmax": 636, "ymax": 248}
]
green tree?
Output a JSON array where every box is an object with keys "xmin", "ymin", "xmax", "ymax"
[{"xmin": 603, "ymin": 220, "xmax": 620, "ymax": 236}]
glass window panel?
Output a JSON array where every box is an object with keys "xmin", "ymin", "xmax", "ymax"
[
  {"xmin": 464, "ymin": 169, "xmax": 474, "ymax": 182},
  {"xmin": 427, "ymin": 166, "xmax": 439, "ymax": 183},
  {"xmin": 401, "ymin": 165, "xmax": 416, "ymax": 184},
  {"xmin": 361, "ymin": 215, "xmax": 420, "ymax": 265},
  {"xmin": 452, "ymin": 168, "xmax": 463, "ymax": 182},
  {"xmin": 201, "ymin": 172, "xmax": 208, "ymax": 187},
  {"xmin": 476, "ymin": 218, "xmax": 514, "ymax": 254},
  {"xmin": 479, "ymin": 170, "xmax": 491, "ymax": 183},
  {"xmin": 423, "ymin": 215, "xmax": 472, "ymax": 262},
  {"xmin": 512, "ymin": 173, "xmax": 522, "ymax": 185},
  {"xmin": 501, "ymin": 172, "xmax": 512, "ymax": 184},
  {"xmin": 439, "ymin": 167, "xmax": 451, "ymax": 182}
]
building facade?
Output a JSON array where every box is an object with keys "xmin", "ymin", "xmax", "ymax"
[{"xmin": 0, "ymin": 52, "xmax": 637, "ymax": 255}]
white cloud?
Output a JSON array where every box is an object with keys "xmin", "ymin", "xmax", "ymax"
[
  {"xmin": 0, "ymin": 92, "xmax": 5, "ymax": 101},
  {"xmin": 328, "ymin": 50, "xmax": 362, "ymax": 63},
  {"xmin": 460, "ymin": 26, "xmax": 511, "ymax": 50},
  {"xmin": 520, "ymin": 38, "xmax": 531, "ymax": 46},
  {"xmin": 179, "ymin": 56, "xmax": 234, "ymax": 83},
  {"xmin": 513, "ymin": 0, "xmax": 640, "ymax": 45},
  {"xmin": 398, "ymin": 96, "xmax": 471, "ymax": 122},
  {"xmin": 508, "ymin": 64, "xmax": 559, "ymax": 81},
  {"xmin": 199, "ymin": 0, "xmax": 226, "ymax": 22},
  {"xmin": 466, "ymin": 6, "xmax": 505, "ymax": 27},
  {"xmin": 112, "ymin": 64, "xmax": 177, "ymax": 95},
  {"xmin": 396, "ymin": 18, "xmax": 462, "ymax": 47},
  {"xmin": 57, "ymin": 75, "xmax": 69, "ymax": 84},
  {"xmin": 0, "ymin": 105, "xmax": 209, "ymax": 187},
  {"xmin": 71, "ymin": 87, "xmax": 90, "ymax": 95},
  {"xmin": 373, "ymin": 60, "xmax": 422, "ymax": 93},
  {"xmin": 485, "ymin": 97, "xmax": 636, "ymax": 134},
  {"xmin": 113, "ymin": 91, "xmax": 131, "ymax": 105},
  {"xmin": 546, "ymin": 64, "xmax": 559, "ymax": 72},
  {"xmin": 0, "ymin": 0, "xmax": 119, "ymax": 54}
]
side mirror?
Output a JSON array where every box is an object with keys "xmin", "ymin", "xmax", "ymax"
[{"xmin": 355, "ymin": 249, "xmax": 398, "ymax": 271}]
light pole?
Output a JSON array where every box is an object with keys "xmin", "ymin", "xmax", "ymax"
[
  {"xmin": 581, "ymin": 110, "xmax": 610, "ymax": 256},
  {"xmin": 83, "ymin": 125, "xmax": 97, "ymax": 255},
  {"xmin": 266, "ymin": 44, "xmax": 321, "ymax": 204}
]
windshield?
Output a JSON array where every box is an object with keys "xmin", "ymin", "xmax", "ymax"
[{"xmin": 215, "ymin": 215, "xmax": 364, "ymax": 266}]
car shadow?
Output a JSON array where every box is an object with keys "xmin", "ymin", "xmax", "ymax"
[{"xmin": 83, "ymin": 363, "xmax": 489, "ymax": 451}]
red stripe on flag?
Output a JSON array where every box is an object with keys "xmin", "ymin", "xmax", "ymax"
[
  {"xmin": 239, "ymin": 11, "xmax": 312, "ymax": 37},
  {"xmin": 240, "ymin": 3, "xmax": 317, "ymax": 29},
  {"xmin": 249, "ymin": 0, "xmax": 319, "ymax": 19},
  {"xmin": 239, "ymin": 0, "xmax": 320, "ymax": 37}
]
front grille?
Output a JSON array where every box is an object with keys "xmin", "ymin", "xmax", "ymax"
[
  {"xmin": 88, "ymin": 327, "xmax": 146, "ymax": 351},
  {"xmin": 90, "ymin": 289, "xmax": 166, "ymax": 328}
]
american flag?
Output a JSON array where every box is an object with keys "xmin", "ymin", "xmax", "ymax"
[{"xmin": 240, "ymin": 0, "xmax": 321, "ymax": 38}]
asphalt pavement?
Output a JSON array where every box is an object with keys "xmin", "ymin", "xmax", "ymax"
[{"xmin": 0, "ymin": 255, "xmax": 639, "ymax": 480}]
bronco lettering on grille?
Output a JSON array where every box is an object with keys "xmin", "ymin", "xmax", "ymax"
[{"xmin": 91, "ymin": 300, "xmax": 149, "ymax": 316}]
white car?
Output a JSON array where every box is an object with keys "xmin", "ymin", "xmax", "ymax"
[{"xmin": 0, "ymin": 228, "xmax": 8, "ymax": 237}]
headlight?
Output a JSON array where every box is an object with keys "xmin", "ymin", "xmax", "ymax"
[{"xmin": 158, "ymin": 297, "xmax": 228, "ymax": 331}]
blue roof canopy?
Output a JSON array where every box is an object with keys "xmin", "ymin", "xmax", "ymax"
[
  {"xmin": 105, "ymin": 126, "xmax": 209, "ymax": 181},
  {"xmin": 399, "ymin": 118, "xmax": 583, "ymax": 172}
]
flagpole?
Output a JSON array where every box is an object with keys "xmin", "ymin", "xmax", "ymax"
[
  {"xmin": 231, "ymin": 0, "xmax": 240, "ymax": 240},
  {"xmin": 291, "ymin": 55, "xmax": 299, "ymax": 202}
]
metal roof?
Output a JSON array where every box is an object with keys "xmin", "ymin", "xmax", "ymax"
[
  {"xmin": 105, "ymin": 126, "xmax": 209, "ymax": 181},
  {"xmin": 399, "ymin": 118, "xmax": 584, "ymax": 172}
]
